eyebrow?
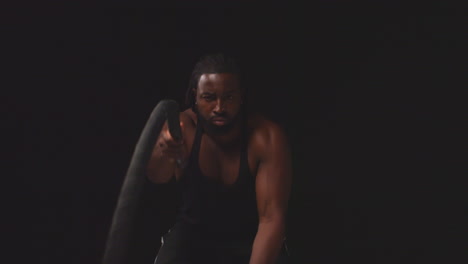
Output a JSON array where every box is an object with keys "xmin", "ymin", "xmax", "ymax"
[
  {"xmin": 224, "ymin": 90, "xmax": 238, "ymax": 94},
  {"xmin": 201, "ymin": 90, "xmax": 238, "ymax": 95}
]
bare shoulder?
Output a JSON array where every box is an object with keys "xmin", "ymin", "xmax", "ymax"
[
  {"xmin": 248, "ymin": 113, "xmax": 290, "ymax": 153},
  {"xmin": 181, "ymin": 108, "xmax": 197, "ymax": 127}
]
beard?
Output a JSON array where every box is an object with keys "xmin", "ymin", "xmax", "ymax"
[{"xmin": 197, "ymin": 110, "xmax": 241, "ymax": 135}]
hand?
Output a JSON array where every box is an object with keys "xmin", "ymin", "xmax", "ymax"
[{"xmin": 156, "ymin": 121, "xmax": 187, "ymax": 166}]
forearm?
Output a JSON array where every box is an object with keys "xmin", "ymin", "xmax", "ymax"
[{"xmin": 250, "ymin": 219, "xmax": 285, "ymax": 264}]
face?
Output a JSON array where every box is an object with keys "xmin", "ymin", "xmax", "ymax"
[{"xmin": 194, "ymin": 73, "xmax": 243, "ymax": 134}]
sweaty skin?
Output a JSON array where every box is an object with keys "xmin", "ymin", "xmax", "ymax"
[{"xmin": 147, "ymin": 73, "xmax": 292, "ymax": 264}]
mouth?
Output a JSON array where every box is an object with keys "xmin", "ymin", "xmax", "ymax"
[{"xmin": 211, "ymin": 117, "xmax": 228, "ymax": 126}]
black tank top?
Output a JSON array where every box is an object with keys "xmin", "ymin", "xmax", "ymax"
[{"xmin": 175, "ymin": 115, "xmax": 259, "ymax": 242}]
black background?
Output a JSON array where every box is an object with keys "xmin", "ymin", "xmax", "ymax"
[{"xmin": 4, "ymin": 2, "xmax": 465, "ymax": 264}]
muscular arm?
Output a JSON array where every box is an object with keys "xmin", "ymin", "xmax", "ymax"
[{"xmin": 250, "ymin": 123, "xmax": 292, "ymax": 264}]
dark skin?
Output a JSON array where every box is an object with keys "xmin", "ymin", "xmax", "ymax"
[{"xmin": 147, "ymin": 73, "xmax": 292, "ymax": 264}]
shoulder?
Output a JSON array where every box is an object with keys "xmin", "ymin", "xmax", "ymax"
[
  {"xmin": 181, "ymin": 108, "xmax": 197, "ymax": 126},
  {"xmin": 178, "ymin": 108, "xmax": 197, "ymax": 142},
  {"xmin": 248, "ymin": 113, "xmax": 290, "ymax": 155}
]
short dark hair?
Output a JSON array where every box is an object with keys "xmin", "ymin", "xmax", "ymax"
[{"xmin": 185, "ymin": 53, "xmax": 244, "ymax": 112}]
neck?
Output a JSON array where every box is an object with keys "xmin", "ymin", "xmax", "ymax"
[{"xmin": 202, "ymin": 118, "xmax": 243, "ymax": 149}]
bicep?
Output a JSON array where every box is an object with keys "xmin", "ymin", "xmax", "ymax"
[{"xmin": 255, "ymin": 125, "xmax": 292, "ymax": 222}]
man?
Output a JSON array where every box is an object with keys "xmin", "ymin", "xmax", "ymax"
[{"xmin": 147, "ymin": 53, "xmax": 292, "ymax": 264}]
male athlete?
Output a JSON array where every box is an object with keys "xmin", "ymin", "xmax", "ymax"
[{"xmin": 147, "ymin": 53, "xmax": 292, "ymax": 264}]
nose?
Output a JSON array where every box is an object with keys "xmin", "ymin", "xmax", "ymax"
[{"xmin": 213, "ymin": 99, "xmax": 225, "ymax": 114}]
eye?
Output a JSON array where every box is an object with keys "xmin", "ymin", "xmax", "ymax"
[{"xmin": 202, "ymin": 95, "xmax": 215, "ymax": 101}]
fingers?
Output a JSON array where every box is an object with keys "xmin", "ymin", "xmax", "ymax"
[
  {"xmin": 162, "ymin": 121, "xmax": 184, "ymax": 143},
  {"xmin": 158, "ymin": 138, "xmax": 183, "ymax": 157},
  {"xmin": 163, "ymin": 128, "xmax": 183, "ymax": 146},
  {"xmin": 157, "ymin": 121, "xmax": 186, "ymax": 159}
]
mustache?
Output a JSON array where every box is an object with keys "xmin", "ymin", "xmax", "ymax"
[{"xmin": 210, "ymin": 113, "xmax": 228, "ymax": 119}]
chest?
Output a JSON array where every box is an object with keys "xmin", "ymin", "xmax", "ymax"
[{"xmin": 197, "ymin": 135, "xmax": 257, "ymax": 186}]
